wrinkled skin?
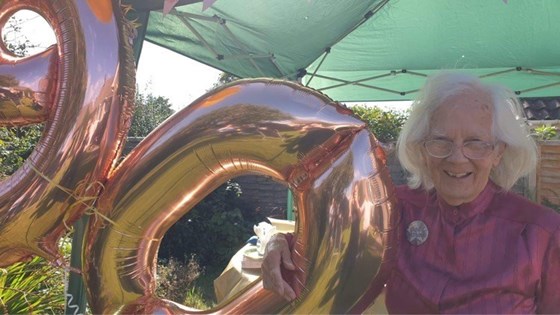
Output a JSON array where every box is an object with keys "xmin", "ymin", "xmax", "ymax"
[{"xmin": 261, "ymin": 233, "xmax": 296, "ymax": 301}]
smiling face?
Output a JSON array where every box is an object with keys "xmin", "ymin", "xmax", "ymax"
[{"xmin": 424, "ymin": 88, "xmax": 504, "ymax": 206}]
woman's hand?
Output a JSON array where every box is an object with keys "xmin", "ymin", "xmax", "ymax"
[{"xmin": 261, "ymin": 233, "xmax": 297, "ymax": 301}]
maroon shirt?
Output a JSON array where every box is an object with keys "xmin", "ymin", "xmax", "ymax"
[{"xmin": 386, "ymin": 181, "xmax": 560, "ymax": 314}]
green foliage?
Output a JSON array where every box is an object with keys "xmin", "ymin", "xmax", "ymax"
[
  {"xmin": 0, "ymin": 15, "xmax": 65, "ymax": 313},
  {"xmin": 2, "ymin": 14, "xmax": 40, "ymax": 57},
  {"xmin": 0, "ymin": 125, "xmax": 43, "ymax": 178},
  {"xmin": 0, "ymin": 13, "xmax": 47, "ymax": 179},
  {"xmin": 128, "ymin": 91, "xmax": 175, "ymax": 137},
  {"xmin": 532, "ymin": 125, "xmax": 558, "ymax": 141},
  {"xmin": 211, "ymin": 72, "xmax": 240, "ymax": 90},
  {"xmin": 0, "ymin": 257, "xmax": 65, "ymax": 314},
  {"xmin": 350, "ymin": 105, "xmax": 409, "ymax": 143},
  {"xmin": 183, "ymin": 286, "xmax": 211, "ymax": 309},
  {"xmin": 159, "ymin": 180, "xmax": 264, "ymax": 268},
  {"xmin": 157, "ymin": 180, "xmax": 261, "ymax": 306},
  {"xmin": 0, "ymin": 237, "xmax": 72, "ymax": 314},
  {"xmin": 156, "ymin": 256, "xmax": 208, "ymax": 308}
]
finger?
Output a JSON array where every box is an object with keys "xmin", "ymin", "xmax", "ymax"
[
  {"xmin": 283, "ymin": 282, "xmax": 297, "ymax": 301},
  {"xmin": 267, "ymin": 233, "xmax": 295, "ymax": 270},
  {"xmin": 262, "ymin": 233, "xmax": 297, "ymax": 299},
  {"xmin": 262, "ymin": 253, "xmax": 286, "ymax": 294},
  {"xmin": 267, "ymin": 270, "xmax": 294, "ymax": 301},
  {"xmin": 263, "ymin": 276, "xmax": 288, "ymax": 300},
  {"xmin": 281, "ymin": 246, "xmax": 296, "ymax": 270}
]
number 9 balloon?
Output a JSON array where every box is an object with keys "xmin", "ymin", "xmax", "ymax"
[
  {"xmin": 83, "ymin": 80, "xmax": 398, "ymax": 314},
  {"xmin": 0, "ymin": 0, "xmax": 134, "ymax": 266}
]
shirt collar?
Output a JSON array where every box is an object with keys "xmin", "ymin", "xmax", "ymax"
[{"xmin": 435, "ymin": 180, "xmax": 499, "ymax": 225}]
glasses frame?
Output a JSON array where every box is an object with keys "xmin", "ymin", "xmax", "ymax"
[{"xmin": 423, "ymin": 139, "xmax": 497, "ymax": 159}]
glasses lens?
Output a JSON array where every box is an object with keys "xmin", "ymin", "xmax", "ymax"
[
  {"xmin": 424, "ymin": 140, "xmax": 452, "ymax": 158},
  {"xmin": 463, "ymin": 141, "xmax": 494, "ymax": 159},
  {"xmin": 424, "ymin": 140, "xmax": 495, "ymax": 159}
]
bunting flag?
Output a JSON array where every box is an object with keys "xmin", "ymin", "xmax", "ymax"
[
  {"xmin": 163, "ymin": 0, "xmax": 218, "ymax": 15},
  {"xmin": 203, "ymin": 0, "xmax": 218, "ymax": 11},
  {"xmin": 163, "ymin": 0, "xmax": 179, "ymax": 15}
]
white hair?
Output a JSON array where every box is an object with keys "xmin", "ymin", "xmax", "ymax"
[{"xmin": 396, "ymin": 71, "xmax": 538, "ymax": 191}]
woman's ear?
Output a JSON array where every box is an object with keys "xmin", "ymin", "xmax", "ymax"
[{"xmin": 492, "ymin": 142, "xmax": 506, "ymax": 167}]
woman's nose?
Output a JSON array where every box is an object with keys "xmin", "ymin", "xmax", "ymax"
[{"xmin": 446, "ymin": 144, "xmax": 469, "ymax": 162}]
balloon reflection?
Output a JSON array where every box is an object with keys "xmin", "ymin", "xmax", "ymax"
[
  {"xmin": 84, "ymin": 80, "xmax": 397, "ymax": 314},
  {"xmin": 0, "ymin": 0, "xmax": 134, "ymax": 266}
]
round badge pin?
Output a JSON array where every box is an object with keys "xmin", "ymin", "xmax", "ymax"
[{"xmin": 406, "ymin": 220, "xmax": 429, "ymax": 246}]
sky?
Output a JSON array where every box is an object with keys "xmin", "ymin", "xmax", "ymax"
[
  {"xmin": 11, "ymin": 10, "xmax": 221, "ymax": 112},
  {"xmin": 12, "ymin": 9, "xmax": 409, "ymax": 112},
  {"xmin": 136, "ymin": 42, "xmax": 222, "ymax": 111},
  {"xmin": 134, "ymin": 43, "xmax": 411, "ymax": 112},
  {"xmin": 135, "ymin": 44, "xmax": 410, "ymax": 112}
]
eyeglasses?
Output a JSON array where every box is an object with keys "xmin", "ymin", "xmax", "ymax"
[{"xmin": 423, "ymin": 139, "xmax": 497, "ymax": 159}]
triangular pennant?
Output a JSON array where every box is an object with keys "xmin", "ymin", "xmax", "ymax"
[
  {"xmin": 202, "ymin": 0, "xmax": 218, "ymax": 11},
  {"xmin": 163, "ymin": 0, "xmax": 180, "ymax": 15}
]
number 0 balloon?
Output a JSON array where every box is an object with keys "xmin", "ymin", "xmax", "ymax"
[{"xmin": 83, "ymin": 80, "xmax": 398, "ymax": 314}]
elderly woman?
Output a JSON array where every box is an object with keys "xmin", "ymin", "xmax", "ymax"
[{"xmin": 261, "ymin": 72, "xmax": 560, "ymax": 313}]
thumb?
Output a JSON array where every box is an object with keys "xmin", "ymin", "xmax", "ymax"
[{"xmin": 281, "ymin": 246, "xmax": 296, "ymax": 270}]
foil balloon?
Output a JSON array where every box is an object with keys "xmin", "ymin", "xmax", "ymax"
[
  {"xmin": 84, "ymin": 80, "xmax": 398, "ymax": 314},
  {"xmin": 0, "ymin": 0, "xmax": 135, "ymax": 266}
]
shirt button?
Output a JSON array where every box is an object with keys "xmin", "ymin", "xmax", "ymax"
[{"xmin": 453, "ymin": 209, "xmax": 459, "ymax": 216}]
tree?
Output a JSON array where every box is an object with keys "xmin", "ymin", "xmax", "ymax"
[
  {"xmin": 128, "ymin": 90, "xmax": 175, "ymax": 137},
  {"xmin": 210, "ymin": 72, "xmax": 239, "ymax": 90},
  {"xmin": 350, "ymin": 105, "xmax": 409, "ymax": 143},
  {"xmin": 0, "ymin": 13, "xmax": 43, "ymax": 178},
  {"xmin": 2, "ymin": 13, "xmax": 40, "ymax": 57},
  {"xmin": 0, "ymin": 125, "xmax": 43, "ymax": 178}
]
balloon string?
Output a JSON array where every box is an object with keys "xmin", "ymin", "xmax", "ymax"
[
  {"xmin": 30, "ymin": 165, "xmax": 146, "ymax": 253},
  {"xmin": 29, "ymin": 165, "xmax": 120, "ymax": 230},
  {"xmin": 28, "ymin": 165, "xmax": 132, "ymax": 276}
]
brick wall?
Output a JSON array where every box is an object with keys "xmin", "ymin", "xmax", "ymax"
[
  {"xmin": 234, "ymin": 175, "xmax": 288, "ymax": 219},
  {"xmin": 234, "ymin": 149, "xmax": 409, "ymax": 220}
]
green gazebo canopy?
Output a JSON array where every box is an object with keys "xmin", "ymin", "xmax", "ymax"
[{"xmin": 126, "ymin": 0, "xmax": 560, "ymax": 102}]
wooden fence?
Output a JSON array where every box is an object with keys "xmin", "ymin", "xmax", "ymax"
[{"xmin": 536, "ymin": 141, "xmax": 560, "ymax": 207}]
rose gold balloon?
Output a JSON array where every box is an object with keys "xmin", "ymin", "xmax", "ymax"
[
  {"xmin": 83, "ymin": 80, "xmax": 397, "ymax": 314},
  {"xmin": 0, "ymin": 0, "xmax": 134, "ymax": 266}
]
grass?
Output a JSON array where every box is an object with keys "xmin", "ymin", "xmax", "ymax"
[
  {"xmin": 188, "ymin": 264, "xmax": 224, "ymax": 308},
  {"xmin": 0, "ymin": 256, "xmax": 65, "ymax": 314},
  {"xmin": 156, "ymin": 257, "xmax": 229, "ymax": 310},
  {"xmin": 184, "ymin": 286, "xmax": 212, "ymax": 309}
]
